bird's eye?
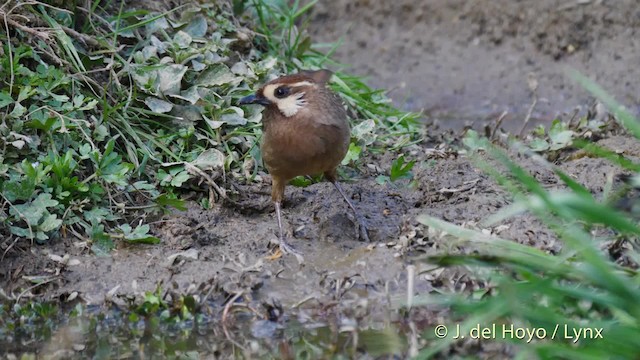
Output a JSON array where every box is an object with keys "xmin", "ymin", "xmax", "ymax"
[{"xmin": 274, "ymin": 86, "xmax": 290, "ymax": 98}]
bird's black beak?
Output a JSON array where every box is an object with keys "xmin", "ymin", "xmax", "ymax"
[{"xmin": 238, "ymin": 94, "xmax": 271, "ymax": 106}]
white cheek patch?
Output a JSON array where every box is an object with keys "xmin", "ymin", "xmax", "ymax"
[{"xmin": 277, "ymin": 92, "xmax": 306, "ymax": 117}]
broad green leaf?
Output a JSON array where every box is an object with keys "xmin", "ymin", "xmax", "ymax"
[
  {"xmin": 183, "ymin": 15, "xmax": 207, "ymax": 37},
  {"xmin": 352, "ymin": 119, "xmax": 377, "ymax": 145},
  {"xmin": 390, "ymin": 155, "xmax": 415, "ymax": 182},
  {"xmin": 39, "ymin": 214, "xmax": 62, "ymax": 232},
  {"xmin": 144, "ymin": 97, "xmax": 174, "ymax": 113},
  {"xmin": 83, "ymin": 207, "xmax": 112, "ymax": 225},
  {"xmin": 529, "ymin": 138, "xmax": 550, "ymax": 152},
  {"xmin": 196, "ymin": 64, "xmax": 237, "ymax": 87},
  {"xmin": 192, "ymin": 148, "xmax": 225, "ymax": 170},
  {"xmin": 2, "ymin": 180, "xmax": 36, "ymax": 202},
  {"xmin": 341, "ymin": 142, "xmax": 361, "ymax": 165},
  {"xmin": 17, "ymin": 86, "xmax": 34, "ymax": 102},
  {"xmin": 156, "ymin": 64, "xmax": 188, "ymax": 95},
  {"xmin": 145, "ymin": 16, "xmax": 170, "ymax": 34},
  {"xmin": 0, "ymin": 92, "xmax": 14, "ymax": 109},
  {"xmin": 155, "ymin": 195, "xmax": 186, "ymax": 210},
  {"xmin": 170, "ymin": 171, "xmax": 190, "ymax": 187},
  {"xmin": 170, "ymin": 86, "xmax": 200, "ymax": 104},
  {"xmin": 289, "ymin": 176, "xmax": 313, "ymax": 187},
  {"xmin": 173, "ymin": 30, "xmax": 192, "ymax": 48},
  {"xmin": 220, "ymin": 112, "xmax": 247, "ymax": 126}
]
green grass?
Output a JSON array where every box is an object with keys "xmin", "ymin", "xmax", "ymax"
[
  {"xmin": 412, "ymin": 74, "xmax": 640, "ymax": 359},
  {"xmin": 0, "ymin": 0, "xmax": 420, "ymax": 252}
]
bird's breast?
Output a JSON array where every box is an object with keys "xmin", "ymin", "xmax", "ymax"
[{"xmin": 261, "ymin": 115, "xmax": 349, "ymax": 180}]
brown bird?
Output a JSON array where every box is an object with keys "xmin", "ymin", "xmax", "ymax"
[{"xmin": 239, "ymin": 69, "xmax": 370, "ymax": 257}]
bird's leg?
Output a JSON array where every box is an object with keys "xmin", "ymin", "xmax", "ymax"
[
  {"xmin": 326, "ymin": 171, "xmax": 371, "ymax": 242},
  {"xmin": 274, "ymin": 201, "xmax": 296, "ymax": 253},
  {"xmin": 271, "ymin": 177, "xmax": 303, "ymax": 260},
  {"xmin": 274, "ymin": 200, "xmax": 285, "ymax": 240}
]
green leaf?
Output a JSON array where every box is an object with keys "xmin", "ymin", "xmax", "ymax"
[
  {"xmin": 12, "ymin": 201, "xmax": 44, "ymax": 225},
  {"xmin": 171, "ymin": 171, "xmax": 190, "ymax": 187},
  {"xmin": 9, "ymin": 103, "xmax": 26, "ymax": 118},
  {"xmin": 93, "ymin": 125, "xmax": 109, "ymax": 141},
  {"xmin": 375, "ymin": 175, "xmax": 389, "ymax": 185},
  {"xmin": 28, "ymin": 110, "xmax": 58, "ymax": 131},
  {"xmin": 352, "ymin": 119, "xmax": 377, "ymax": 145},
  {"xmin": 0, "ymin": 92, "xmax": 14, "ymax": 109},
  {"xmin": 192, "ymin": 148, "xmax": 225, "ymax": 170},
  {"xmin": 529, "ymin": 138, "xmax": 550, "ymax": 152},
  {"xmin": 220, "ymin": 110, "xmax": 247, "ymax": 126},
  {"xmin": 196, "ymin": 64, "xmax": 238, "ymax": 87},
  {"xmin": 118, "ymin": 223, "xmax": 161, "ymax": 244},
  {"xmin": 3, "ymin": 179, "xmax": 36, "ymax": 202},
  {"xmin": 91, "ymin": 224, "xmax": 114, "ymax": 255},
  {"xmin": 390, "ymin": 155, "xmax": 415, "ymax": 182},
  {"xmin": 289, "ymin": 176, "xmax": 313, "ymax": 187},
  {"xmin": 156, "ymin": 64, "xmax": 188, "ymax": 95},
  {"xmin": 17, "ymin": 86, "xmax": 34, "ymax": 102},
  {"xmin": 341, "ymin": 142, "xmax": 362, "ymax": 165},
  {"xmin": 96, "ymin": 141, "xmax": 133, "ymax": 186},
  {"xmin": 155, "ymin": 195, "xmax": 186, "ymax": 210},
  {"xmin": 171, "ymin": 86, "xmax": 201, "ymax": 105},
  {"xmin": 173, "ymin": 30, "xmax": 192, "ymax": 48},
  {"xmin": 9, "ymin": 226, "xmax": 32, "ymax": 238},
  {"xmin": 548, "ymin": 120, "xmax": 574, "ymax": 150},
  {"xmin": 83, "ymin": 207, "xmax": 112, "ymax": 225},
  {"xmin": 124, "ymin": 235, "xmax": 161, "ymax": 244},
  {"xmin": 39, "ymin": 214, "xmax": 62, "ymax": 232},
  {"xmin": 144, "ymin": 97, "xmax": 174, "ymax": 113},
  {"xmin": 183, "ymin": 15, "xmax": 207, "ymax": 37}
]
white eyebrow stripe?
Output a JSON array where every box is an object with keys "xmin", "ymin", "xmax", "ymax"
[{"xmin": 287, "ymin": 81, "xmax": 315, "ymax": 88}]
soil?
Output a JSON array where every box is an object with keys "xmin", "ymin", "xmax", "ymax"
[
  {"xmin": 2, "ymin": 0, "xmax": 640, "ymax": 357},
  {"xmin": 308, "ymin": 0, "xmax": 640, "ymax": 131}
]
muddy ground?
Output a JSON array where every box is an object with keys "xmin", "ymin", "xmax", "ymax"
[
  {"xmin": 309, "ymin": 0, "xmax": 640, "ymax": 130},
  {"xmin": 2, "ymin": 0, "xmax": 640, "ymax": 357}
]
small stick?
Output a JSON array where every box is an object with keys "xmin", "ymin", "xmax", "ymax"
[
  {"xmin": 567, "ymin": 108, "xmax": 581, "ymax": 128},
  {"xmin": 4, "ymin": 16, "xmax": 51, "ymax": 41},
  {"xmin": 16, "ymin": 278, "xmax": 57, "ymax": 302},
  {"xmin": 491, "ymin": 111, "xmax": 508, "ymax": 141},
  {"xmin": 519, "ymin": 73, "xmax": 539, "ymax": 138},
  {"xmin": 407, "ymin": 264, "xmax": 415, "ymax": 310},
  {"xmin": 519, "ymin": 96, "xmax": 538, "ymax": 138}
]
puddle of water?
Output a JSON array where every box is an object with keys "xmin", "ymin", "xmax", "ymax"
[{"xmin": 1, "ymin": 299, "xmax": 410, "ymax": 358}]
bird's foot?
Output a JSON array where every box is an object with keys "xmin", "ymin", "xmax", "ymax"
[
  {"xmin": 265, "ymin": 247, "xmax": 283, "ymax": 260},
  {"xmin": 266, "ymin": 237, "xmax": 304, "ymax": 263},
  {"xmin": 352, "ymin": 214, "xmax": 371, "ymax": 242},
  {"xmin": 280, "ymin": 238, "xmax": 305, "ymax": 263}
]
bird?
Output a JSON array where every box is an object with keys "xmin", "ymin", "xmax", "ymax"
[{"xmin": 238, "ymin": 69, "xmax": 370, "ymax": 257}]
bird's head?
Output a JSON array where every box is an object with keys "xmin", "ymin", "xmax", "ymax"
[{"xmin": 238, "ymin": 69, "xmax": 334, "ymax": 118}]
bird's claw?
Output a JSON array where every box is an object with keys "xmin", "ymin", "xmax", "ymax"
[
  {"xmin": 265, "ymin": 248, "xmax": 283, "ymax": 260},
  {"xmin": 354, "ymin": 215, "xmax": 371, "ymax": 242},
  {"xmin": 267, "ymin": 237, "xmax": 304, "ymax": 263}
]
